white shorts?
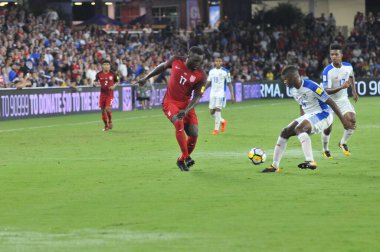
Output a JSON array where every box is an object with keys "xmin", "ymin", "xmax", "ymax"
[
  {"xmin": 293, "ymin": 111, "xmax": 333, "ymax": 134},
  {"xmin": 334, "ymin": 97, "xmax": 355, "ymax": 115},
  {"xmin": 209, "ymin": 96, "xmax": 226, "ymax": 109}
]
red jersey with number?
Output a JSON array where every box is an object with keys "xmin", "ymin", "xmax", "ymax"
[
  {"xmin": 95, "ymin": 71, "xmax": 117, "ymax": 96},
  {"xmin": 164, "ymin": 56, "xmax": 207, "ymax": 103}
]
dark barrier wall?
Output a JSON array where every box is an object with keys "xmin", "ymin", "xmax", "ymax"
[
  {"xmin": 239, "ymin": 78, "xmax": 380, "ymax": 100},
  {"xmin": 0, "ymin": 86, "xmax": 133, "ymax": 120},
  {"xmin": 1, "ymin": 78, "xmax": 379, "ymax": 120}
]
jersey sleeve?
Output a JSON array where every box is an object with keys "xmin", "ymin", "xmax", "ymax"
[
  {"xmin": 349, "ymin": 65, "xmax": 355, "ymax": 78},
  {"xmin": 310, "ymin": 83, "xmax": 330, "ymax": 102},
  {"xmin": 322, "ymin": 67, "xmax": 332, "ymax": 89},
  {"xmin": 95, "ymin": 72, "xmax": 100, "ymax": 81}
]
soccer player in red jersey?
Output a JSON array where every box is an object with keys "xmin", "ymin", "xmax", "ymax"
[
  {"xmin": 137, "ymin": 46, "xmax": 207, "ymax": 171},
  {"xmin": 94, "ymin": 60, "xmax": 118, "ymax": 131}
]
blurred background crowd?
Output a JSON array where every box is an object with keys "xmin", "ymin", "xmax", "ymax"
[{"xmin": 0, "ymin": 5, "xmax": 379, "ymax": 88}]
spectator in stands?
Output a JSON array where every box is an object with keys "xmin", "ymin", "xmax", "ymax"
[{"xmin": 0, "ymin": 4, "xmax": 378, "ymax": 89}]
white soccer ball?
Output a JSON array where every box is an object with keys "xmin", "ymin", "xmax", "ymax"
[{"xmin": 248, "ymin": 148, "xmax": 267, "ymax": 165}]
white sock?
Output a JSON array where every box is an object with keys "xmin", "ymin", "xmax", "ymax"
[
  {"xmin": 321, "ymin": 132, "xmax": 330, "ymax": 151},
  {"xmin": 340, "ymin": 129, "xmax": 354, "ymax": 145},
  {"xmin": 298, "ymin": 132, "xmax": 314, "ymax": 161},
  {"xmin": 215, "ymin": 111, "xmax": 221, "ymax": 130},
  {"xmin": 272, "ymin": 136, "xmax": 288, "ymax": 168}
]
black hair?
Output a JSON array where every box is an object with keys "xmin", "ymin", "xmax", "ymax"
[
  {"xmin": 281, "ymin": 65, "xmax": 299, "ymax": 77},
  {"xmin": 188, "ymin": 46, "xmax": 204, "ymax": 55},
  {"xmin": 102, "ymin": 60, "xmax": 111, "ymax": 64},
  {"xmin": 330, "ymin": 43, "xmax": 343, "ymax": 51}
]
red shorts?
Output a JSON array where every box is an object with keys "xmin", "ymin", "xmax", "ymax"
[
  {"xmin": 162, "ymin": 100, "xmax": 198, "ymax": 125},
  {"xmin": 99, "ymin": 94, "xmax": 114, "ymax": 109}
]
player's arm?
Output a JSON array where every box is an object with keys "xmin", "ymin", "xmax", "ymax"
[
  {"xmin": 176, "ymin": 94, "xmax": 203, "ymax": 120},
  {"xmin": 324, "ymin": 81, "xmax": 350, "ymax": 95},
  {"xmin": 349, "ymin": 74, "xmax": 359, "ymax": 102},
  {"xmin": 201, "ymin": 80, "xmax": 211, "ymax": 93},
  {"xmin": 176, "ymin": 72, "xmax": 207, "ymax": 120},
  {"xmin": 93, "ymin": 73, "xmax": 100, "ymax": 87},
  {"xmin": 322, "ymin": 69, "xmax": 349, "ymax": 95},
  {"xmin": 325, "ymin": 98, "xmax": 353, "ymax": 130},
  {"xmin": 135, "ymin": 56, "xmax": 176, "ymax": 86},
  {"xmin": 228, "ymin": 82, "xmax": 235, "ymax": 103},
  {"xmin": 299, "ymin": 105, "xmax": 305, "ymax": 116},
  {"xmin": 226, "ymin": 71, "xmax": 235, "ymax": 103},
  {"xmin": 109, "ymin": 73, "xmax": 119, "ymax": 90}
]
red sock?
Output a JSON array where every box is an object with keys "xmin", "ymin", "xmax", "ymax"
[
  {"xmin": 102, "ymin": 112, "xmax": 108, "ymax": 127},
  {"xmin": 106, "ymin": 110, "xmax": 112, "ymax": 123},
  {"xmin": 174, "ymin": 120, "xmax": 188, "ymax": 161},
  {"xmin": 187, "ymin": 136, "xmax": 197, "ymax": 155}
]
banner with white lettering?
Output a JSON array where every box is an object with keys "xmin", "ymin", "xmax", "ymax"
[
  {"xmin": 0, "ymin": 79, "xmax": 378, "ymax": 120},
  {"xmin": 0, "ymin": 86, "xmax": 132, "ymax": 120},
  {"xmin": 241, "ymin": 78, "xmax": 380, "ymax": 99}
]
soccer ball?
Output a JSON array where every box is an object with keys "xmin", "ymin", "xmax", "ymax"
[{"xmin": 248, "ymin": 148, "xmax": 267, "ymax": 165}]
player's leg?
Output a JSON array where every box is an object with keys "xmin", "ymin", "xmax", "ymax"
[
  {"xmin": 209, "ymin": 97, "xmax": 219, "ymax": 135},
  {"xmin": 294, "ymin": 119, "xmax": 316, "ymax": 169},
  {"xmin": 173, "ymin": 115, "xmax": 190, "ymax": 171},
  {"xmin": 163, "ymin": 101, "xmax": 189, "ymax": 171},
  {"xmin": 171, "ymin": 118, "xmax": 189, "ymax": 160},
  {"xmin": 296, "ymin": 112, "xmax": 332, "ymax": 169},
  {"xmin": 339, "ymin": 111, "xmax": 356, "ymax": 155},
  {"xmin": 105, "ymin": 97, "xmax": 113, "ymax": 129},
  {"xmin": 262, "ymin": 121, "xmax": 298, "ymax": 173},
  {"xmin": 184, "ymin": 124, "xmax": 197, "ymax": 168},
  {"xmin": 219, "ymin": 97, "xmax": 228, "ymax": 133},
  {"xmin": 322, "ymin": 124, "xmax": 333, "ymax": 158},
  {"xmin": 214, "ymin": 108, "xmax": 222, "ymax": 135},
  {"xmin": 99, "ymin": 95, "xmax": 108, "ymax": 130},
  {"xmin": 184, "ymin": 109, "xmax": 199, "ymax": 168}
]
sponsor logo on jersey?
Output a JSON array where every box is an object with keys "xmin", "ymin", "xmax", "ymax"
[
  {"xmin": 190, "ymin": 75, "xmax": 196, "ymax": 82},
  {"xmin": 110, "ymin": 76, "xmax": 113, "ymax": 80}
]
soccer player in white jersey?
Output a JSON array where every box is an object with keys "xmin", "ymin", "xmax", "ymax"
[
  {"xmin": 321, "ymin": 43, "xmax": 359, "ymax": 158},
  {"xmin": 262, "ymin": 65, "xmax": 353, "ymax": 173},
  {"xmin": 204, "ymin": 58, "xmax": 235, "ymax": 135}
]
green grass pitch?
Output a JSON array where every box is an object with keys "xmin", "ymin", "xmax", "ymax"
[{"xmin": 0, "ymin": 97, "xmax": 379, "ymax": 251}]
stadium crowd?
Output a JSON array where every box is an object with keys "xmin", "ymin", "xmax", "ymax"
[{"xmin": 0, "ymin": 6, "xmax": 379, "ymax": 88}]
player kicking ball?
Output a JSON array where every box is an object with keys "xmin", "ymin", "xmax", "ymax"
[
  {"xmin": 94, "ymin": 60, "xmax": 118, "ymax": 131},
  {"xmin": 203, "ymin": 57, "xmax": 235, "ymax": 135},
  {"xmin": 136, "ymin": 47, "xmax": 207, "ymax": 171},
  {"xmin": 262, "ymin": 65, "xmax": 353, "ymax": 173}
]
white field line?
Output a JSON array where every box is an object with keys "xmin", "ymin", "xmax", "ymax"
[
  {"xmin": 0, "ymin": 228, "xmax": 186, "ymax": 248},
  {"xmin": 0, "ymin": 102, "xmax": 284, "ymax": 133}
]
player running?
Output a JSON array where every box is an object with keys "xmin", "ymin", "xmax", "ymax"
[
  {"xmin": 262, "ymin": 65, "xmax": 353, "ymax": 173},
  {"xmin": 321, "ymin": 43, "xmax": 359, "ymax": 158},
  {"xmin": 204, "ymin": 57, "xmax": 235, "ymax": 135},
  {"xmin": 94, "ymin": 60, "xmax": 118, "ymax": 131},
  {"xmin": 136, "ymin": 46, "xmax": 207, "ymax": 172}
]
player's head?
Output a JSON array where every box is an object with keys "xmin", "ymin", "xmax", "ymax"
[
  {"xmin": 187, "ymin": 46, "xmax": 204, "ymax": 70},
  {"xmin": 102, "ymin": 60, "xmax": 111, "ymax": 72},
  {"xmin": 214, "ymin": 57, "xmax": 223, "ymax": 68},
  {"xmin": 281, "ymin": 65, "xmax": 300, "ymax": 88},
  {"xmin": 330, "ymin": 43, "xmax": 343, "ymax": 65}
]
